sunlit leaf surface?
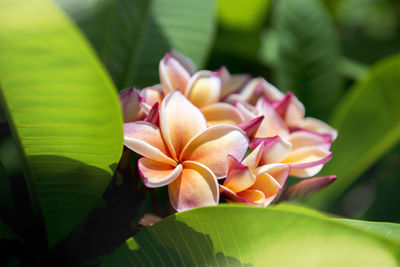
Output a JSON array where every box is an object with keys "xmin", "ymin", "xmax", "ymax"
[
  {"xmin": 101, "ymin": 204, "xmax": 400, "ymax": 266},
  {"xmin": 0, "ymin": 0, "xmax": 123, "ymax": 247}
]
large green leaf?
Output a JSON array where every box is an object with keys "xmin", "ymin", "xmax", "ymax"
[
  {"xmin": 0, "ymin": 161, "xmax": 15, "ymax": 222},
  {"xmin": 336, "ymin": 218, "xmax": 400, "ymax": 244},
  {"xmin": 0, "ymin": 0, "xmax": 123, "ymax": 247},
  {"xmin": 304, "ymin": 54, "xmax": 400, "ymax": 210},
  {"xmin": 100, "ymin": 204, "xmax": 400, "ymax": 266},
  {"xmin": 56, "ymin": 0, "xmax": 217, "ymax": 89},
  {"xmin": 273, "ymin": 0, "xmax": 342, "ymax": 119}
]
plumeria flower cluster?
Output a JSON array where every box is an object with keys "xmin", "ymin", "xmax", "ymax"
[{"xmin": 121, "ymin": 52, "xmax": 337, "ymax": 212}]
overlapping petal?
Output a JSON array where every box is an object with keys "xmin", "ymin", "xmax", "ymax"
[
  {"xmin": 223, "ymin": 155, "xmax": 256, "ymax": 192},
  {"xmin": 180, "ymin": 124, "xmax": 249, "ymax": 178},
  {"xmin": 185, "ymin": 71, "xmax": 221, "ymax": 108},
  {"xmin": 254, "ymin": 163, "xmax": 290, "ymax": 185},
  {"xmin": 201, "ymin": 103, "xmax": 245, "ymax": 126},
  {"xmin": 219, "ymin": 185, "xmax": 255, "ymax": 205},
  {"xmin": 168, "ymin": 161, "xmax": 219, "ymax": 212},
  {"xmin": 238, "ymin": 116, "xmax": 264, "ymax": 138},
  {"xmin": 283, "ymin": 147, "xmax": 332, "ymax": 178},
  {"xmin": 251, "ymin": 136, "xmax": 292, "ymax": 165},
  {"xmin": 234, "ymin": 101, "xmax": 258, "ymax": 122},
  {"xmin": 159, "ymin": 53, "xmax": 191, "ymax": 95},
  {"xmin": 139, "ymin": 86, "xmax": 163, "ymax": 114},
  {"xmin": 256, "ymin": 98, "xmax": 289, "ymax": 138},
  {"xmin": 160, "ymin": 90, "xmax": 207, "ymax": 160},
  {"xmin": 123, "ymin": 121, "xmax": 176, "ymax": 166},
  {"xmin": 251, "ymin": 164, "xmax": 289, "ymax": 206},
  {"xmin": 272, "ymin": 92, "xmax": 305, "ymax": 126},
  {"xmin": 226, "ymin": 77, "xmax": 284, "ymax": 105},
  {"xmin": 236, "ymin": 190, "xmax": 265, "ymax": 205},
  {"xmin": 300, "ymin": 117, "xmax": 338, "ymax": 141},
  {"xmin": 119, "ymin": 87, "xmax": 143, "ymax": 122},
  {"xmin": 241, "ymin": 142, "xmax": 264, "ymax": 169},
  {"xmin": 138, "ymin": 158, "xmax": 182, "ymax": 188},
  {"xmin": 218, "ymin": 66, "xmax": 250, "ymax": 98},
  {"xmin": 288, "ymin": 130, "xmax": 332, "ymax": 150}
]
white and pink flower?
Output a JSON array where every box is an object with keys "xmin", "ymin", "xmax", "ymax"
[{"xmin": 120, "ymin": 52, "xmax": 337, "ymax": 211}]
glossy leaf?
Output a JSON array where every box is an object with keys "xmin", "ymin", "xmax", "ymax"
[
  {"xmin": 304, "ymin": 54, "xmax": 400, "ymax": 210},
  {"xmin": 336, "ymin": 218, "xmax": 400, "ymax": 244},
  {"xmin": 0, "ymin": 0, "xmax": 123, "ymax": 247},
  {"xmin": 100, "ymin": 204, "xmax": 400, "ymax": 266},
  {"xmin": 56, "ymin": 0, "xmax": 217, "ymax": 89},
  {"xmin": 274, "ymin": 0, "xmax": 342, "ymax": 119}
]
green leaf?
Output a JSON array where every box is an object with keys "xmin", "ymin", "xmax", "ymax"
[
  {"xmin": 273, "ymin": 0, "xmax": 342, "ymax": 119},
  {"xmin": 0, "ymin": 161, "xmax": 16, "ymax": 220},
  {"xmin": 100, "ymin": 204, "xmax": 400, "ymax": 266},
  {"xmin": 336, "ymin": 218, "xmax": 400, "ymax": 245},
  {"xmin": 218, "ymin": 0, "xmax": 271, "ymax": 31},
  {"xmin": 304, "ymin": 54, "xmax": 400, "ymax": 210},
  {"xmin": 339, "ymin": 57, "xmax": 369, "ymax": 80},
  {"xmin": 360, "ymin": 145, "xmax": 400, "ymax": 222},
  {"xmin": 0, "ymin": 0, "xmax": 123, "ymax": 247},
  {"xmin": 0, "ymin": 219, "xmax": 20, "ymax": 240},
  {"xmin": 56, "ymin": 0, "xmax": 217, "ymax": 89}
]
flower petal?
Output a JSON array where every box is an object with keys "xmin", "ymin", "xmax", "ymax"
[
  {"xmin": 119, "ymin": 87, "xmax": 144, "ymax": 122},
  {"xmin": 238, "ymin": 116, "xmax": 264, "ymax": 138},
  {"xmin": 272, "ymin": 92, "xmax": 305, "ymax": 126},
  {"xmin": 288, "ymin": 130, "xmax": 332, "ymax": 150},
  {"xmin": 249, "ymin": 173, "xmax": 281, "ymax": 207},
  {"xmin": 229, "ymin": 77, "xmax": 284, "ymax": 105},
  {"xmin": 159, "ymin": 53, "xmax": 191, "ymax": 95},
  {"xmin": 254, "ymin": 163, "xmax": 290, "ymax": 186},
  {"xmin": 160, "ymin": 90, "xmax": 207, "ymax": 160},
  {"xmin": 279, "ymin": 175, "xmax": 337, "ymax": 201},
  {"xmin": 186, "ymin": 71, "xmax": 221, "ymax": 108},
  {"xmin": 144, "ymin": 102, "xmax": 160, "ymax": 126},
  {"xmin": 180, "ymin": 125, "xmax": 249, "ymax": 178},
  {"xmin": 124, "ymin": 121, "xmax": 176, "ymax": 166},
  {"xmin": 139, "ymin": 86, "xmax": 163, "ymax": 114},
  {"xmin": 219, "ymin": 185, "xmax": 264, "ymax": 205},
  {"xmin": 256, "ymin": 98, "xmax": 289, "ymax": 138},
  {"xmin": 242, "ymin": 142, "xmax": 264, "ymax": 170},
  {"xmin": 168, "ymin": 161, "xmax": 219, "ymax": 212},
  {"xmin": 237, "ymin": 190, "xmax": 266, "ymax": 205},
  {"xmin": 170, "ymin": 49, "xmax": 197, "ymax": 75},
  {"xmin": 234, "ymin": 101, "xmax": 258, "ymax": 122},
  {"xmin": 227, "ymin": 78, "xmax": 261, "ymax": 104},
  {"xmin": 217, "ymin": 66, "xmax": 250, "ymax": 98},
  {"xmin": 282, "ymin": 147, "xmax": 332, "ymax": 178},
  {"xmin": 138, "ymin": 158, "xmax": 182, "ymax": 188},
  {"xmin": 301, "ymin": 117, "xmax": 338, "ymax": 141},
  {"xmin": 223, "ymin": 155, "xmax": 256, "ymax": 193},
  {"xmin": 251, "ymin": 136, "xmax": 292, "ymax": 165},
  {"xmin": 201, "ymin": 102, "xmax": 245, "ymax": 126},
  {"xmin": 250, "ymin": 164, "xmax": 289, "ymax": 206},
  {"xmin": 256, "ymin": 77, "xmax": 284, "ymax": 101}
]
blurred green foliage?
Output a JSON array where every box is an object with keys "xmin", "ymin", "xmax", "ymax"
[{"xmin": 208, "ymin": 0, "xmax": 400, "ymax": 222}]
